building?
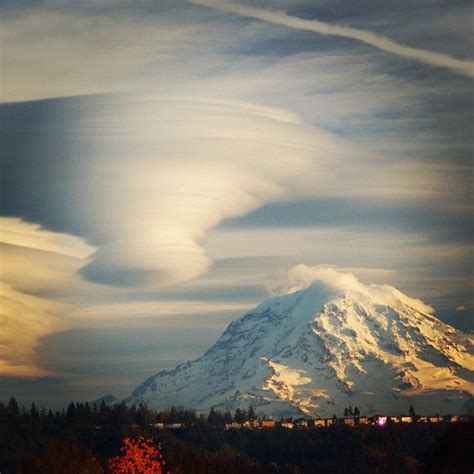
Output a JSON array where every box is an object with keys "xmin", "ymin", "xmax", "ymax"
[
  {"xmin": 311, "ymin": 419, "xmax": 326, "ymax": 428},
  {"xmin": 280, "ymin": 421, "xmax": 294, "ymax": 429},
  {"xmin": 446, "ymin": 415, "xmax": 459, "ymax": 423},
  {"xmin": 294, "ymin": 419, "xmax": 308, "ymax": 428},
  {"xmin": 342, "ymin": 417, "xmax": 355, "ymax": 426},
  {"xmin": 357, "ymin": 417, "xmax": 370, "ymax": 425},
  {"xmin": 260, "ymin": 419, "xmax": 276, "ymax": 428},
  {"xmin": 375, "ymin": 416, "xmax": 388, "ymax": 427},
  {"xmin": 166, "ymin": 423, "xmax": 184, "ymax": 429},
  {"xmin": 225, "ymin": 422, "xmax": 242, "ymax": 430},
  {"xmin": 243, "ymin": 420, "xmax": 259, "ymax": 429},
  {"xmin": 325, "ymin": 418, "xmax": 335, "ymax": 427},
  {"xmin": 400, "ymin": 416, "xmax": 413, "ymax": 423}
]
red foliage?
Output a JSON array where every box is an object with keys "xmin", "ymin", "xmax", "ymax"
[{"xmin": 108, "ymin": 436, "xmax": 167, "ymax": 474}]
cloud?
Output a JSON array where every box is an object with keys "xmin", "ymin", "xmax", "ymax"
[
  {"xmin": 72, "ymin": 300, "xmax": 251, "ymax": 323},
  {"xmin": 0, "ymin": 282, "xmax": 67, "ymax": 377},
  {"xmin": 2, "ymin": 90, "xmax": 470, "ymax": 319},
  {"xmin": 2, "ymin": 2, "xmax": 471, "ymax": 304},
  {"xmin": 204, "ymin": 225, "xmax": 471, "ymax": 318},
  {"xmin": 3, "ymin": 93, "xmax": 447, "ymax": 290},
  {"xmin": 70, "ymin": 95, "xmax": 366, "ymax": 287},
  {"xmin": 273, "ymin": 264, "xmax": 435, "ymax": 314},
  {"xmin": 0, "ymin": 217, "xmax": 94, "ymax": 259},
  {"xmin": 191, "ymin": 0, "xmax": 474, "ymax": 78},
  {"xmin": 0, "ymin": 218, "xmax": 95, "ymax": 376},
  {"xmin": 275, "ymin": 264, "xmax": 364, "ymax": 294},
  {"xmin": 3, "ymin": 78, "xmax": 467, "ymax": 294},
  {"xmin": 0, "ymin": 6, "xmax": 206, "ymax": 101},
  {"xmin": 0, "ymin": 218, "xmax": 95, "ymax": 295},
  {"xmin": 205, "ymin": 225, "xmax": 471, "ymax": 263}
]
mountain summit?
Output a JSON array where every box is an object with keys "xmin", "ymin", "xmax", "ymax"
[{"xmin": 126, "ymin": 267, "xmax": 474, "ymax": 417}]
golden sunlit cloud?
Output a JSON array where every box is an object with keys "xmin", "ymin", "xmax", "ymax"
[
  {"xmin": 0, "ymin": 282, "xmax": 67, "ymax": 377},
  {"xmin": 0, "ymin": 218, "xmax": 95, "ymax": 377}
]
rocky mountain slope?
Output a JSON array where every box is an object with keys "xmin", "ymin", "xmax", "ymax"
[{"xmin": 125, "ymin": 268, "xmax": 474, "ymax": 417}]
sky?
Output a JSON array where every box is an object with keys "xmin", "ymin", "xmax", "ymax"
[{"xmin": 0, "ymin": 0, "xmax": 473, "ymax": 408}]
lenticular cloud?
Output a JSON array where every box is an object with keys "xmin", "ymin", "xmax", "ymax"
[{"xmin": 75, "ymin": 96, "xmax": 356, "ymax": 287}]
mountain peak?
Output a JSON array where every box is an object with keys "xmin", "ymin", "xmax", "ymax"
[
  {"xmin": 271, "ymin": 265, "xmax": 434, "ymax": 315},
  {"xmin": 126, "ymin": 268, "xmax": 473, "ymax": 417}
]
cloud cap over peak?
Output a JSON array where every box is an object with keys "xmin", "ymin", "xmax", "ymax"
[{"xmin": 274, "ymin": 264, "xmax": 435, "ymax": 315}]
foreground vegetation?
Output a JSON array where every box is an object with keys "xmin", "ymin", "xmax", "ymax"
[{"xmin": 1, "ymin": 397, "xmax": 472, "ymax": 473}]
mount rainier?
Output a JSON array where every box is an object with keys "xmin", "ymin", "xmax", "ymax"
[{"xmin": 125, "ymin": 267, "xmax": 474, "ymax": 418}]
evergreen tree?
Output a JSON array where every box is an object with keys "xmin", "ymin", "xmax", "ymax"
[
  {"xmin": 169, "ymin": 406, "xmax": 179, "ymax": 424},
  {"xmin": 66, "ymin": 402, "xmax": 77, "ymax": 424},
  {"xmin": 112, "ymin": 403, "xmax": 132, "ymax": 426},
  {"xmin": 7, "ymin": 397, "xmax": 19, "ymax": 417},
  {"xmin": 353, "ymin": 406, "xmax": 360, "ymax": 417},
  {"xmin": 234, "ymin": 408, "xmax": 244, "ymax": 423},
  {"xmin": 30, "ymin": 403, "xmax": 40, "ymax": 425},
  {"xmin": 208, "ymin": 407, "xmax": 219, "ymax": 426}
]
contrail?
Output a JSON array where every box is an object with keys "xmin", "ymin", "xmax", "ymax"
[{"xmin": 191, "ymin": 0, "xmax": 474, "ymax": 79}]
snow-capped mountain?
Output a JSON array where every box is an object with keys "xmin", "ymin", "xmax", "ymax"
[{"xmin": 125, "ymin": 268, "xmax": 474, "ymax": 417}]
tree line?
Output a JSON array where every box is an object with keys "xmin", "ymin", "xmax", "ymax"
[{"xmin": 0, "ymin": 397, "xmax": 472, "ymax": 473}]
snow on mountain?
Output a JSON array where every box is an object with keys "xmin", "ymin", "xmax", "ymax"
[{"xmin": 125, "ymin": 267, "xmax": 474, "ymax": 417}]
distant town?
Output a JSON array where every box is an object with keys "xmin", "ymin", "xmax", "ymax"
[{"xmin": 150, "ymin": 413, "xmax": 472, "ymax": 431}]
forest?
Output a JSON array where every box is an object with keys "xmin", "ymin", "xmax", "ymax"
[{"xmin": 1, "ymin": 397, "xmax": 472, "ymax": 473}]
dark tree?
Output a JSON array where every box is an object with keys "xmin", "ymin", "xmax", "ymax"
[
  {"xmin": 208, "ymin": 407, "xmax": 225, "ymax": 427},
  {"xmin": 234, "ymin": 408, "xmax": 243, "ymax": 423},
  {"xmin": 66, "ymin": 402, "xmax": 77, "ymax": 424},
  {"xmin": 353, "ymin": 407, "xmax": 360, "ymax": 417},
  {"xmin": 7, "ymin": 397, "xmax": 19, "ymax": 418},
  {"xmin": 168, "ymin": 407, "xmax": 179, "ymax": 424}
]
